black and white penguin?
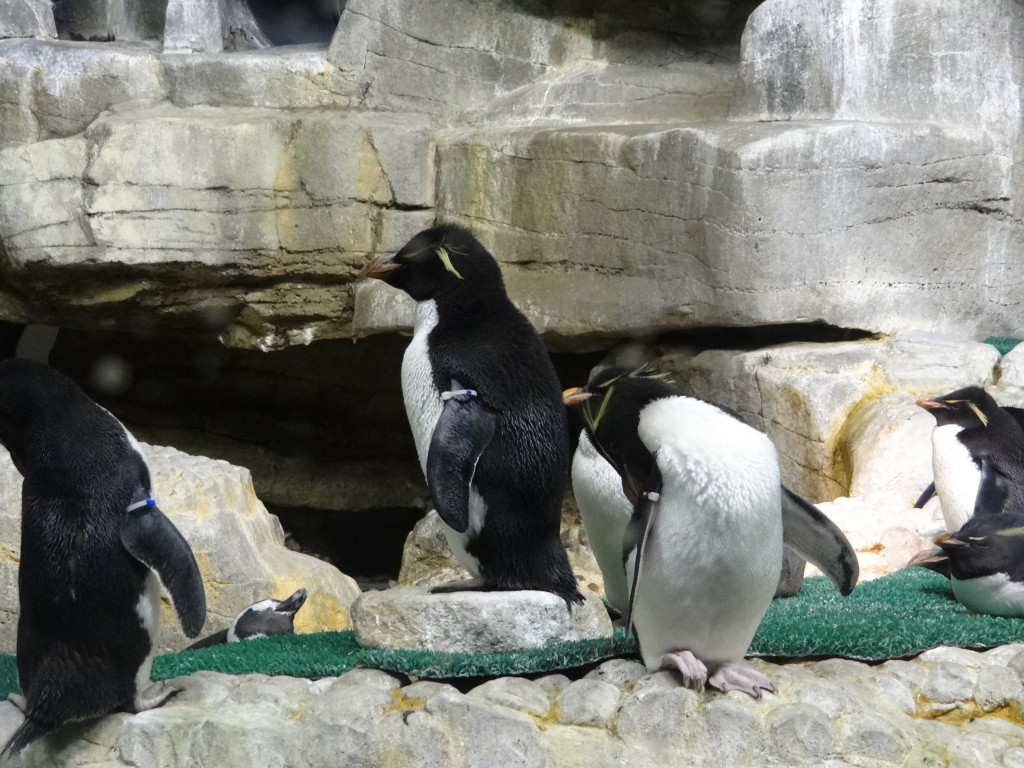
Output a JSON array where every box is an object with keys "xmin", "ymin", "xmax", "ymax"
[
  {"xmin": 566, "ymin": 368, "xmax": 858, "ymax": 620},
  {"xmin": 909, "ymin": 513, "xmax": 1024, "ymax": 618},
  {"xmin": 359, "ymin": 224, "xmax": 582, "ymax": 605},
  {"xmin": 564, "ymin": 367, "xmax": 858, "ymax": 698},
  {"xmin": 916, "ymin": 387, "xmax": 1024, "ymax": 530},
  {"xmin": 186, "ymin": 588, "xmax": 307, "ymax": 649},
  {"xmin": 0, "ymin": 359, "xmax": 206, "ymax": 758}
]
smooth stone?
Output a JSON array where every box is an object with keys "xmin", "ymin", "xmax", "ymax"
[
  {"xmin": 468, "ymin": 677, "xmax": 551, "ymax": 719},
  {"xmin": 556, "ymin": 679, "xmax": 622, "ymax": 727},
  {"xmin": 351, "ymin": 586, "xmax": 611, "ymax": 653}
]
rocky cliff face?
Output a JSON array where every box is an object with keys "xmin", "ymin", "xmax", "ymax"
[{"xmin": 0, "ymin": 0, "xmax": 1021, "ymax": 574}]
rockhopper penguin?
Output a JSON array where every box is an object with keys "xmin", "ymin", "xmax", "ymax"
[
  {"xmin": 0, "ymin": 360, "xmax": 206, "ymax": 758},
  {"xmin": 909, "ymin": 512, "xmax": 1024, "ymax": 618},
  {"xmin": 568, "ymin": 366, "xmax": 858, "ymax": 617},
  {"xmin": 916, "ymin": 386, "xmax": 1024, "ymax": 530},
  {"xmin": 564, "ymin": 366, "xmax": 858, "ymax": 697},
  {"xmin": 360, "ymin": 223, "xmax": 582, "ymax": 606}
]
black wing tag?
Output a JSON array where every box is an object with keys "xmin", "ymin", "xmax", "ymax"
[
  {"xmin": 121, "ymin": 498, "xmax": 207, "ymax": 638},
  {"xmin": 780, "ymin": 486, "xmax": 859, "ymax": 596},
  {"xmin": 426, "ymin": 381, "xmax": 495, "ymax": 533},
  {"xmin": 974, "ymin": 458, "xmax": 1010, "ymax": 516}
]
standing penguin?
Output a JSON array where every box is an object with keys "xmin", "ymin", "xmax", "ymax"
[
  {"xmin": 564, "ymin": 366, "xmax": 858, "ymax": 697},
  {"xmin": 916, "ymin": 386, "xmax": 1024, "ymax": 531},
  {"xmin": 0, "ymin": 360, "xmax": 206, "ymax": 758},
  {"xmin": 360, "ymin": 224, "xmax": 582, "ymax": 605},
  {"xmin": 909, "ymin": 512, "xmax": 1024, "ymax": 618}
]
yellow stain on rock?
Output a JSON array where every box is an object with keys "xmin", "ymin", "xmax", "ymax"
[
  {"xmin": 913, "ymin": 696, "xmax": 1024, "ymax": 727},
  {"xmin": 271, "ymin": 576, "xmax": 352, "ymax": 633}
]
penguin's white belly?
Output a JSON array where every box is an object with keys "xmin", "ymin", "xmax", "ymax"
[
  {"xmin": 402, "ymin": 299, "xmax": 484, "ymax": 576},
  {"xmin": 572, "ymin": 432, "xmax": 632, "ymax": 614},
  {"xmin": 133, "ymin": 570, "xmax": 161, "ymax": 695},
  {"xmin": 630, "ymin": 397, "xmax": 783, "ymax": 670},
  {"xmin": 931, "ymin": 424, "xmax": 980, "ymax": 531},
  {"xmin": 951, "ymin": 573, "xmax": 1024, "ymax": 618}
]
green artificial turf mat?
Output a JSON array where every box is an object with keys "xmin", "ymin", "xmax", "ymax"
[
  {"xmin": 985, "ymin": 337, "xmax": 1023, "ymax": 356},
  {"xmin": 0, "ymin": 569, "xmax": 1022, "ymax": 699}
]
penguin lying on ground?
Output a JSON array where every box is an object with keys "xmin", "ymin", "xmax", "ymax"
[
  {"xmin": 360, "ymin": 223, "xmax": 582, "ymax": 606},
  {"xmin": 564, "ymin": 366, "xmax": 858, "ymax": 698},
  {"xmin": 909, "ymin": 513, "xmax": 1024, "ymax": 618},
  {"xmin": 186, "ymin": 588, "xmax": 308, "ymax": 649},
  {"xmin": 915, "ymin": 387, "xmax": 1024, "ymax": 530},
  {"xmin": 0, "ymin": 360, "xmax": 206, "ymax": 758}
]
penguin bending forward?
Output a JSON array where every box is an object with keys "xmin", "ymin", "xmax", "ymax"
[
  {"xmin": 916, "ymin": 386, "xmax": 1024, "ymax": 531},
  {"xmin": 0, "ymin": 360, "xmax": 206, "ymax": 758},
  {"xmin": 564, "ymin": 366, "xmax": 858, "ymax": 698},
  {"xmin": 360, "ymin": 224, "xmax": 582, "ymax": 606}
]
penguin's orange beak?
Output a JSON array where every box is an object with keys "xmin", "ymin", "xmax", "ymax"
[
  {"xmin": 907, "ymin": 547, "xmax": 948, "ymax": 568},
  {"xmin": 562, "ymin": 386, "xmax": 592, "ymax": 407},
  {"xmin": 935, "ymin": 532, "xmax": 966, "ymax": 550},
  {"xmin": 915, "ymin": 395, "xmax": 944, "ymax": 411},
  {"xmin": 359, "ymin": 255, "xmax": 401, "ymax": 280}
]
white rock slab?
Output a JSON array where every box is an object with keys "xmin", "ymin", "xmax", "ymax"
[{"xmin": 351, "ymin": 586, "xmax": 611, "ymax": 653}]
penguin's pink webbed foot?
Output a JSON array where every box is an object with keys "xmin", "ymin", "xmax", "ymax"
[
  {"xmin": 6, "ymin": 693, "xmax": 26, "ymax": 713},
  {"xmin": 660, "ymin": 650, "xmax": 708, "ymax": 692},
  {"xmin": 133, "ymin": 681, "xmax": 180, "ymax": 712},
  {"xmin": 708, "ymin": 663, "xmax": 777, "ymax": 699}
]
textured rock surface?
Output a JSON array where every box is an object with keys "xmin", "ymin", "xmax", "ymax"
[
  {"xmin": 352, "ymin": 587, "xmax": 610, "ymax": 653},
  {"xmin": 1, "ymin": 646, "xmax": 1023, "ymax": 766},
  {"xmin": 0, "ymin": 0, "xmax": 1019, "ymax": 348},
  {"xmin": 660, "ymin": 332, "xmax": 1000, "ymax": 500},
  {"xmin": 0, "ymin": 0, "xmax": 55, "ymax": 40},
  {"xmin": 0, "ymin": 443, "xmax": 360, "ymax": 654}
]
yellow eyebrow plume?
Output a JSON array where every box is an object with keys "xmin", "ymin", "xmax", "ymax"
[
  {"xmin": 437, "ymin": 247, "xmax": 463, "ymax": 279},
  {"xmin": 967, "ymin": 402, "xmax": 989, "ymax": 426}
]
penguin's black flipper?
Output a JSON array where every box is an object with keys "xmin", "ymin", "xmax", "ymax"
[
  {"xmin": 426, "ymin": 382, "xmax": 495, "ymax": 534},
  {"xmin": 780, "ymin": 486, "xmax": 859, "ymax": 595},
  {"xmin": 121, "ymin": 504, "xmax": 207, "ymax": 638},
  {"xmin": 185, "ymin": 629, "xmax": 230, "ymax": 650},
  {"xmin": 622, "ymin": 459, "xmax": 664, "ymax": 636},
  {"xmin": 913, "ymin": 482, "xmax": 936, "ymax": 509},
  {"xmin": 974, "ymin": 458, "xmax": 1010, "ymax": 516},
  {"xmin": 0, "ymin": 716, "xmax": 51, "ymax": 759}
]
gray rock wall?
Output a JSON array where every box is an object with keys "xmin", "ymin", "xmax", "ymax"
[{"xmin": 0, "ymin": 0, "xmax": 1021, "ymax": 536}]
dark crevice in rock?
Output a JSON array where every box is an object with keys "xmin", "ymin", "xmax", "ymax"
[
  {"xmin": 245, "ymin": 0, "xmax": 344, "ymax": 47},
  {"xmin": 569, "ymin": 322, "xmax": 877, "ymax": 359},
  {"xmin": 664, "ymin": 321, "xmax": 877, "ymax": 353},
  {"xmin": 274, "ymin": 504, "xmax": 422, "ymax": 589}
]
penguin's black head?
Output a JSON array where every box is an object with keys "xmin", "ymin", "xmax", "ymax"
[
  {"xmin": 0, "ymin": 359, "xmax": 82, "ymax": 474},
  {"xmin": 931, "ymin": 513, "xmax": 1024, "ymax": 582},
  {"xmin": 563, "ymin": 365, "xmax": 674, "ymax": 504},
  {"xmin": 359, "ymin": 223, "xmax": 506, "ymax": 303},
  {"xmin": 916, "ymin": 386, "xmax": 1000, "ymax": 429}
]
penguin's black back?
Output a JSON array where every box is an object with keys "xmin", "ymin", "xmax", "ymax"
[
  {"xmin": 947, "ymin": 389, "xmax": 1024, "ymax": 513},
  {"xmin": 0, "ymin": 361, "xmax": 156, "ymax": 728}
]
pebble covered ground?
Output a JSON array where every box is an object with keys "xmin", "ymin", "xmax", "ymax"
[{"xmin": 3, "ymin": 644, "xmax": 1023, "ymax": 767}]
